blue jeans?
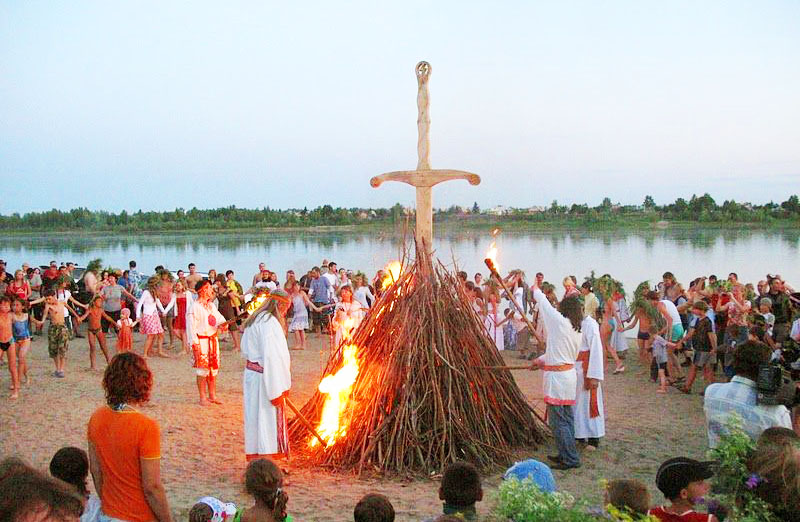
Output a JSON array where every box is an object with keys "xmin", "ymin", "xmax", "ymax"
[{"xmin": 547, "ymin": 404, "xmax": 580, "ymax": 467}]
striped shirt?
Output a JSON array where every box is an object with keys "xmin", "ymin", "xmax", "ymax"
[{"xmin": 703, "ymin": 376, "xmax": 792, "ymax": 448}]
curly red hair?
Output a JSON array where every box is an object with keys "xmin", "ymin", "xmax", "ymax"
[{"xmin": 102, "ymin": 352, "xmax": 153, "ymax": 405}]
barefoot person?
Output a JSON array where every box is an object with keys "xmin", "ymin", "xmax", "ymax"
[
  {"xmin": 136, "ymin": 276, "xmax": 171, "ymax": 358},
  {"xmin": 241, "ymin": 289, "xmax": 292, "ymax": 461},
  {"xmin": 0, "ymin": 297, "xmax": 18, "ymax": 398},
  {"xmin": 41, "ymin": 289, "xmax": 78, "ymax": 378},
  {"xmin": 77, "ymin": 296, "xmax": 118, "ymax": 370},
  {"xmin": 188, "ymin": 279, "xmax": 228, "ymax": 406}
]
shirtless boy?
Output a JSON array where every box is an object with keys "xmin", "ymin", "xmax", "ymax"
[{"xmin": 41, "ymin": 289, "xmax": 78, "ymax": 378}]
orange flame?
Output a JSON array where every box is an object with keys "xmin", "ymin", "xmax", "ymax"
[
  {"xmin": 381, "ymin": 261, "xmax": 402, "ymax": 289},
  {"xmin": 245, "ymin": 292, "xmax": 269, "ymax": 314},
  {"xmin": 311, "ymin": 344, "xmax": 360, "ymax": 447},
  {"xmin": 340, "ymin": 316, "xmax": 357, "ymax": 343},
  {"xmin": 485, "ymin": 241, "xmax": 499, "ymax": 272}
]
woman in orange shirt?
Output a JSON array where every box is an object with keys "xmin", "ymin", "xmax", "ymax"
[{"xmin": 87, "ymin": 353, "xmax": 173, "ymax": 522}]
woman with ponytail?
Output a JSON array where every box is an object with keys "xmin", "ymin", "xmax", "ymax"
[{"xmin": 239, "ymin": 458, "xmax": 292, "ymax": 522}]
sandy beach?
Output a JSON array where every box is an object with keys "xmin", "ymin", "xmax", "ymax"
[{"xmin": 1, "ymin": 330, "xmax": 709, "ymax": 521}]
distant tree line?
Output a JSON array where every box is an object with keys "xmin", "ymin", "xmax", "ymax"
[{"xmin": 0, "ymin": 194, "xmax": 797, "ymax": 232}]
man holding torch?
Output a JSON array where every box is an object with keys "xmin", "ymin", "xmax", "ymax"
[{"xmin": 528, "ymin": 282, "xmax": 583, "ymax": 470}]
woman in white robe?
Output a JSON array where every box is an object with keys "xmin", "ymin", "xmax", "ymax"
[
  {"xmin": 241, "ymin": 289, "xmax": 292, "ymax": 461},
  {"xmin": 574, "ymin": 314, "xmax": 606, "ymax": 446}
]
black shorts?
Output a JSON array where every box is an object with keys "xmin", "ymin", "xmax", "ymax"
[
  {"xmin": 657, "ymin": 362, "xmax": 667, "ymax": 370},
  {"xmin": 637, "ymin": 332, "xmax": 651, "ymax": 340},
  {"xmin": 0, "ymin": 341, "xmax": 10, "ymax": 352}
]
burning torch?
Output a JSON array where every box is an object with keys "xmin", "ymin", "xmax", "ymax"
[{"xmin": 484, "ymin": 247, "xmax": 545, "ymax": 349}]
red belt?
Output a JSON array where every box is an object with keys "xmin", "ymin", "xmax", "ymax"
[
  {"xmin": 246, "ymin": 360, "xmax": 264, "ymax": 373},
  {"xmin": 576, "ymin": 351, "xmax": 600, "ymax": 418},
  {"xmin": 542, "ymin": 363, "xmax": 574, "ymax": 372},
  {"xmin": 194, "ymin": 334, "xmax": 219, "ymax": 370}
]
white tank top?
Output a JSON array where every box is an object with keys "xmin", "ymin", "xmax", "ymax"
[{"xmin": 660, "ymin": 299, "xmax": 682, "ymax": 325}]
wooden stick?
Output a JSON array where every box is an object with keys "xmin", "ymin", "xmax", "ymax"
[
  {"xmin": 484, "ymin": 258, "xmax": 545, "ymax": 347},
  {"xmin": 284, "ymin": 397, "xmax": 328, "ymax": 448},
  {"xmin": 474, "ymin": 364, "xmax": 533, "ymax": 370}
]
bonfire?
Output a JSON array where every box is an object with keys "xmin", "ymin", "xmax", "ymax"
[{"xmin": 288, "ymin": 248, "xmax": 547, "ymax": 474}]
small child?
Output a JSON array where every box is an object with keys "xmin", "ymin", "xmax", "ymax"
[
  {"xmin": 49, "ymin": 446, "xmax": 101, "ymax": 522},
  {"xmin": 76, "ymin": 296, "xmax": 118, "ymax": 370},
  {"xmin": 758, "ymin": 297, "xmax": 775, "ymax": 339},
  {"xmin": 650, "ymin": 326, "xmax": 679, "ymax": 394},
  {"xmin": 10, "ymin": 298, "xmax": 40, "ymax": 397},
  {"xmin": 647, "ymin": 457, "xmax": 718, "ymax": 522},
  {"xmin": 605, "ymin": 478, "xmax": 650, "ymax": 518},
  {"xmin": 424, "ymin": 461, "xmax": 483, "ymax": 521},
  {"xmin": 41, "ymin": 289, "xmax": 78, "ymax": 378},
  {"xmin": 239, "ymin": 458, "xmax": 293, "ymax": 522},
  {"xmin": 116, "ymin": 308, "xmax": 138, "ymax": 353},
  {"xmin": 189, "ymin": 497, "xmax": 237, "ymax": 522},
  {"xmin": 0, "ymin": 297, "xmax": 17, "ymax": 399},
  {"xmin": 502, "ymin": 309, "xmax": 517, "ymax": 351},
  {"xmin": 354, "ymin": 493, "xmax": 395, "ymax": 522}
]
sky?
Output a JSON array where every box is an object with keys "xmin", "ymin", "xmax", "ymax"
[{"xmin": 1, "ymin": 1, "xmax": 799, "ymax": 214}]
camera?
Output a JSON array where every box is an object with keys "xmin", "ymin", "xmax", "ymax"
[{"xmin": 757, "ymin": 363, "xmax": 800, "ymax": 408}]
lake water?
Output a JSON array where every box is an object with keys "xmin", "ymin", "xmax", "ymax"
[{"xmin": 0, "ymin": 228, "xmax": 797, "ymax": 292}]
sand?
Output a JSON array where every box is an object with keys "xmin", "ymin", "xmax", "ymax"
[{"xmin": 0, "ymin": 331, "xmax": 710, "ymax": 521}]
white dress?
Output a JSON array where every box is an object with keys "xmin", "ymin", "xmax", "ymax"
[
  {"xmin": 241, "ymin": 313, "xmax": 291, "ymax": 458},
  {"xmin": 333, "ymin": 300, "xmax": 363, "ymax": 347},
  {"xmin": 485, "ymin": 303, "xmax": 504, "ymax": 351},
  {"xmin": 574, "ymin": 316, "xmax": 606, "ymax": 439},
  {"xmin": 532, "ymin": 288, "xmax": 580, "ymax": 405}
]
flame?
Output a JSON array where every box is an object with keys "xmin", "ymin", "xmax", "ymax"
[
  {"xmin": 381, "ymin": 261, "xmax": 402, "ymax": 289},
  {"xmin": 245, "ymin": 292, "xmax": 269, "ymax": 314},
  {"xmin": 485, "ymin": 241, "xmax": 499, "ymax": 272},
  {"xmin": 340, "ymin": 316, "xmax": 356, "ymax": 343},
  {"xmin": 311, "ymin": 344, "xmax": 360, "ymax": 447}
]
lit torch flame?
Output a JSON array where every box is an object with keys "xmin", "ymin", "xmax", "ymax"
[
  {"xmin": 485, "ymin": 241, "xmax": 499, "ymax": 273},
  {"xmin": 381, "ymin": 261, "xmax": 402, "ymax": 289},
  {"xmin": 245, "ymin": 292, "xmax": 269, "ymax": 314},
  {"xmin": 311, "ymin": 344, "xmax": 360, "ymax": 447}
]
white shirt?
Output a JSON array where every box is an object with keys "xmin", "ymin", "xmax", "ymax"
[
  {"xmin": 56, "ymin": 289, "xmax": 72, "ymax": 317},
  {"xmin": 791, "ymin": 318, "xmax": 800, "ymax": 342},
  {"xmin": 703, "ymin": 376, "xmax": 792, "ymax": 448},
  {"xmin": 660, "ymin": 299, "xmax": 682, "ymax": 326},
  {"xmin": 533, "ymin": 288, "xmax": 580, "ymax": 405},
  {"xmin": 135, "ymin": 290, "xmax": 165, "ymax": 318},
  {"xmin": 353, "ymin": 286, "xmax": 374, "ymax": 309}
]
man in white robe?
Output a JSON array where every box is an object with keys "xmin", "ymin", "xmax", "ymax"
[
  {"xmin": 574, "ymin": 314, "xmax": 606, "ymax": 449},
  {"xmin": 241, "ymin": 291, "xmax": 292, "ymax": 461}
]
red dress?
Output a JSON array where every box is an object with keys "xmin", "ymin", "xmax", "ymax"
[
  {"xmin": 172, "ymin": 296, "xmax": 187, "ymax": 330},
  {"xmin": 116, "ymin": 319, "xmax": 133, "ymax": 352}
]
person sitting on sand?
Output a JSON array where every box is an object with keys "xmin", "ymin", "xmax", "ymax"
[
  {"xmin": 353, "ymin": 493, "xmax": 395, "ymax": 522},
  {"xmin": 189, "ymin": 497, "xmax": 237, "ymax": 522},
  {"xmin": 49, "ymin": 446, "xmax": 102, "ymax": 522},
  {"xmin": 605, "ymin": 479, "xmax": 650, "ymax": 519},
  {"xmin": 423, "ymin": 461, "xmax": 483, "ymax": 521},
  {"xmin": 76, "ymin": 295, "xmax": 119, "ymax": 370},
  {"xmin": 647, "ymin": 457, "xmax": 718, "ymax": 522},
  {"xmin": 0, "ymin": 456, "xmax": 84, "ymax": 521},
  {"xmin": 239, "ymin": 458, "xmax": 293, "ymax": 522}
]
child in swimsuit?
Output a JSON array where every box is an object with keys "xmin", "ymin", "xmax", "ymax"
[
  {"xmin": 12, "ymin": 298, "xmax": 40, "ymax": 394},
  {"xmin": 77, "ymin": 296, "xmax": 118, "ymax": 370},
  {"xmin": 115, "ymin": 308, "xmax": 138, "ymax": 353},
  {"xmin": 0, "ymin": 297, "xmax": 18, "ymax": 399}
]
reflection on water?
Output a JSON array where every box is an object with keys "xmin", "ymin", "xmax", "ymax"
[{"xmin": 0, "ymin": 228, "xmax": 797, "ymax": 291}]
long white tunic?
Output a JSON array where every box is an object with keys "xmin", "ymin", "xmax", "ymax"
[
  {"xmin": 241, "ymin": 314, "xmax": 291, "ymax": 458},
  {"xmin": 574, "ymin": 316, "xmax": 606, "ymax": 438},
  {"xmin": 533, "ymin": 288, "xmax": 580, "ymax": 405}
]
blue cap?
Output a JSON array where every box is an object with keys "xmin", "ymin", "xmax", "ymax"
[{"xmin": 503, "ymin": 459, "xmax": 556, "ymax": 493}]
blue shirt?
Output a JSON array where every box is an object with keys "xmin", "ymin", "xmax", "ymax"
[
  {"xmin": 703, "ymin": 376, "xmax": 792, "ymax": 448},
  {"xmin": 309, "ymin": 277, "xmax": 330, "ymax": 303}
]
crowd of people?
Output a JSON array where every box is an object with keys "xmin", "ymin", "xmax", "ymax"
[{"xmin": 1, "ymin": 254, "xmax": 799, "ymax": 520}]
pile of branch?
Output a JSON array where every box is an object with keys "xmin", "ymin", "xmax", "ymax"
[{"xmin": 288, "ymin": 248, "xmax": 547, "ymax": 474}]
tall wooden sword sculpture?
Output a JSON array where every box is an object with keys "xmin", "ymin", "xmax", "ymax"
[{"xmin": 370, "ymin": 61, "xmax": 481, "ymax": 252}]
